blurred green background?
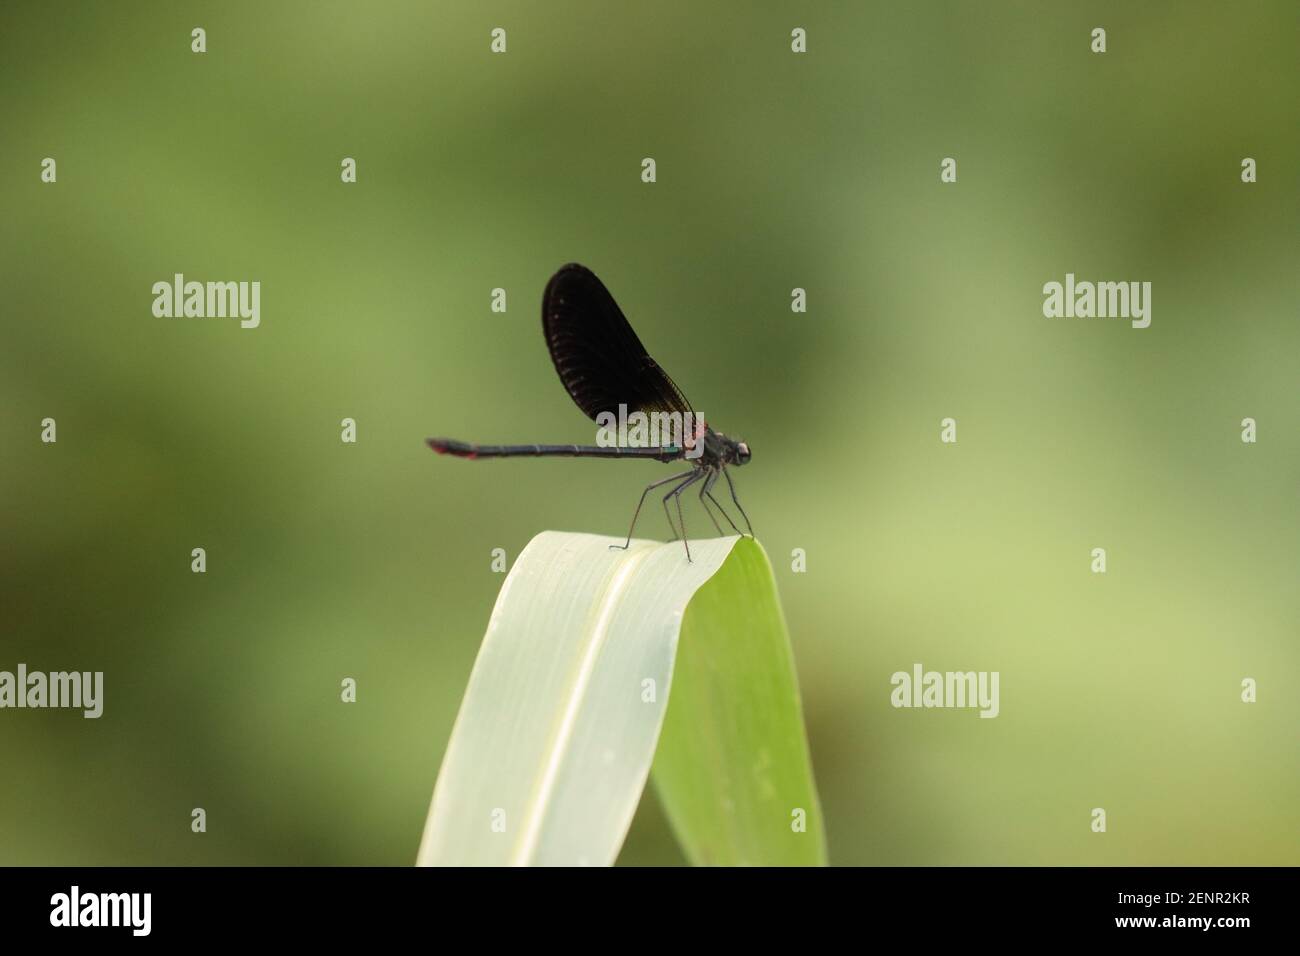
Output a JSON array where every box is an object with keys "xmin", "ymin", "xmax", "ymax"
[{"xmin": 2, "ymin": 1, "xmax": 1296, "ymax": 865}]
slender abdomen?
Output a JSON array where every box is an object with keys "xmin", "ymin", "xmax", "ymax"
[{"xmin": 426, "ymin": 438, "xmax": 682, "ymax": 461}]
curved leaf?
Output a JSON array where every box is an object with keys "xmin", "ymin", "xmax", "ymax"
[{"xmin": 416, "ymin": 531, "xmax": 823, "ymax": 866}]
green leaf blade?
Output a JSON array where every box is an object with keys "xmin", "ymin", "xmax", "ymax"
[
  {"xmin": 652, "ymin": 537, "xmax": 827, "ymax": 866},
  {"xmin": 417, "ymin": 531, "xmax": 824, "ymax": 867}
]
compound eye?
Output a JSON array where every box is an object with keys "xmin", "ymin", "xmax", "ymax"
[{"xmin": 737, "ymin": 442, "xmax": 751, "ymax": 464}]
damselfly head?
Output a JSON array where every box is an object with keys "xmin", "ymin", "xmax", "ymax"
[{"xmin": 713, "ymin": 432, "xmax": 751, "ymax": 466}]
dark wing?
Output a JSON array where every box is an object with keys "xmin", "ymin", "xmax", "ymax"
[{"xmin": 542, "ymin": 263, "xmax": 694, "ymax": 422}]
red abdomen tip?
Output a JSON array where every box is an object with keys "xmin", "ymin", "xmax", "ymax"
[{"xmin": 428, "ymin": 438, "xmax": 475, "ymax": 458}]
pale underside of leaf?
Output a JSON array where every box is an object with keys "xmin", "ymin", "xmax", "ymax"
[{"xmin": 417, "ymin": 531, "xmax": 739, "ymax": 866}]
